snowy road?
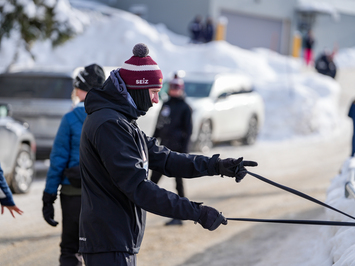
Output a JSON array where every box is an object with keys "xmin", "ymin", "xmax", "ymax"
[{"xmin": 0, "ymin": 68, "xmax": 354, "ymax": 266}]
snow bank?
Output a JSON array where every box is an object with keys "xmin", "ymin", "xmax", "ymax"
[
  {"xmin": 334, "ymin": 47, "xmax": 355, "ymax": 69},
  {"xmin": 324, "ymin": 158, "xmax": 355, "ymax": 264}
]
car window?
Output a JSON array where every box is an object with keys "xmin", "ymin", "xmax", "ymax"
[
  {"xmin": 184, "ymin": 82, "xmax": 213, "ymax": 98},
  {"xmin": 0, "ymin": 105, "xmax": 8, "ymax": 117},
  {"xmin": 0, "ymin": 76, "xmax": 73, "ymax": 99}
]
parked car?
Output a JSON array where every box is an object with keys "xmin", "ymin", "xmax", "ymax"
[
  {"xmin": 0, "ymin": 67, "xmax": 160, "ymax": 160},
  {"xmin": 0, "ymin": 68, "xmax": 74, "ymax": 160},
  {"xmin": 0, "ymin": 103, "xmax": 36, "ymax": 193},
  {"xmin": 160, "ymin": 71, "xmax": 265, "ymax": 152}
]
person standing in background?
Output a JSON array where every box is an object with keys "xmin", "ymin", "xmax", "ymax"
[
  {"xmin": 42, "ymin": 64, "xmax": 105, "ymax": 266},
  {"xmin": 189, "ymin": 15, "xmax": 203, "ymax": 43},
  {"xmin": 151, "ymin": 74, "xmax": 193, "ymax": 226},
  {"xmin": 203, "ymin": 16, "xmax": 215, "ymax": 43},
  {"xmin": 303, "ymin": 30, "xmax": 315, "ymax": 66},
  {"xmin": 315, "ymin": 49, "xmax": 337, "ymax": 79},
  {"xmin": 0, "ymin": 163, "xmax": 23, "ymax": 218}
]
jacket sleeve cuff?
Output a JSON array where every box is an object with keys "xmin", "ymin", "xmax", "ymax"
[
  {"xmin": 0, "ymin": 197, "xmax": 15, "ymax": 207},
  {"xmin": 207, "ymin": 154, "xmax": 220, "ymax": 176}
]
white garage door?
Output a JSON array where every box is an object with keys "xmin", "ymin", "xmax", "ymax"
[{"xmin": 221, "ymin": 10, "xmax": 289, "ymax": 54}]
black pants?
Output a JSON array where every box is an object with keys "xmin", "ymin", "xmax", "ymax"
[
  {"xmin": 60, "ymin": 194, "xmax": 82, "ymax": 266},
  {"xmin": 83, "ymin": 252, "xmax": 136, "ymax": 266},
  {"xmin": 150, "ymin": 171, "xmax": 185, "ymax": 198}
]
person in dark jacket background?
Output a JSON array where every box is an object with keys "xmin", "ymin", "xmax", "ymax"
[
  {"xmin": 189, "ymin": 15, "xmax": 203, "ymax": 43},
  {"xmin": 42, "ymin": 64, "xmax": 105, "ymax": 266},
  {"xmin": 151, "ymin": 74, "xmax": 192, "ymax": 226},
  {"xmin": 203, "ymin": 16, "xmax": 215, "ymax": 43},
  {"xmin": 315, "ymin": 50, "xmax": 337, "ymax": 79},
  {"xmin": 79, "ymin": 43, "xmax": 257, "ymax": 266},
  {"xmin": 0, "ymin": 163, "xmax": 23, "ymax": 218}
]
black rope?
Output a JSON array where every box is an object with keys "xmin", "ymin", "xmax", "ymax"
[
  {"xmin": 246, "ymin": 170, "xmax": 355, "ymax": 221},
  {"xmin": 226, "ymin": 171, "xmax": 355, "ymax": 226},
  {"xmin": 227, "ymin": 218, "xmax": 355, "ymax": 226}
]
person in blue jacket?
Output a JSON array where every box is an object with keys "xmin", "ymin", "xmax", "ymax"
[
  {"xmin": 42, "ymin": 64, "xmax": 105, "ymax": 266},
  {"xmin": 78, "ymin": 43, "xmax": 258, "ymax": 266},
  {"xmin": 0, "ymin": 163, "xmax": 23, "ymax": 218},
  {"xmin": 348, "ymin": 100, "xmax": 355, "ymax": 156}
]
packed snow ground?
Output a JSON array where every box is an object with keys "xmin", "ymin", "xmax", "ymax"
[{"xmin": 1, "ymin": 0, "xmax": 355, "ymax": 265}]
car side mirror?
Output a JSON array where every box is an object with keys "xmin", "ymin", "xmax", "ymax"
[{"xmin": 217, "ymin": 92, "xmax": 228, "ymax": 100}]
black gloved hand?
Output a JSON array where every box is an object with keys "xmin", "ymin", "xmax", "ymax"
[
  {"xmin": 217, "ymin": 157, "xmax": 258, "ymax": 182},
  {"xmin": 42, "ymin": 191, "xmax": 58, "ymax": 227},
  {"xmin": 198, "ymin": 205, "xmax": 228, "ymax": 231}
]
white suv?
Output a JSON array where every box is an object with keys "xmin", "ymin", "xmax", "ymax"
[{"xmin": 161, "ymin": 71, "xmax": 265, "ymax": 152}]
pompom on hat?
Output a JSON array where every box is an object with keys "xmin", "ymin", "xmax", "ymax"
[{"xmin": 120, "ymin": 43, "xmax": 163, "ymax": 89}]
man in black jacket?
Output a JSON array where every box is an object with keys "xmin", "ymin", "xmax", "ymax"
[
  {"xmin": 151, "ymin": 74, "xmax": 193, "ymax": 226},
  {"xmin": 315, "ymin": 50, "xmax": 337, "ymax": 79},
  {"xmin": 79, "ymin": 43, "xmax": 257, "ymax": 266}
]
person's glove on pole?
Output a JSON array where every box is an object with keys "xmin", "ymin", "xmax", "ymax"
[
  {"xmin": 198, "ymin": 205, "xmax": 228, "ymax": 231},
  {"xmin": 217, "ymin": 157, "xmax": 258, "ymax": 182},
  {"xmin": 42, "ymin": 191, "xmax": 59, "ymax": 227}
]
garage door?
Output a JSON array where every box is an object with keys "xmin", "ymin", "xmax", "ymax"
[{"xmin": 221, "ymin": 10, "xmax": 289, "ymax": 54}]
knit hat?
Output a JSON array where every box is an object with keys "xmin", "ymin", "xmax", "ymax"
[
  {"xmin": 120, "ymin": 43, "xmax": 163, "ymax": 89},
  {"xmin": 169, "ymin": 75, "xmax": 184, "ymax": 90},
  {"xmin": 73, "ymin": 64, "xmax": 106, "ymax": 92}
]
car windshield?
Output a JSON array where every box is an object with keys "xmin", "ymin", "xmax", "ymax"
[
  {"xmin": 0, "ymin": 76, "xmax": 73, "ymax": 99},
  {"xmin": 184, "ymin": 82, "xmax": 212, "ymax": 98}
]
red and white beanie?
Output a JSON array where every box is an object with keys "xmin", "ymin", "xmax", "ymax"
[{"xmin": 120, "ymin": 43, "xmax": 163, "ymax": 89}]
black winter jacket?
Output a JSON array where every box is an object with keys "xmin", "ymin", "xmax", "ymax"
[
  {"xmin": 153, "ymin": 96, "xmax": 192, "ymax": 153},
  {"xmin": 78, "ymin": 74, "xmax": 219, "ymax": 254}
]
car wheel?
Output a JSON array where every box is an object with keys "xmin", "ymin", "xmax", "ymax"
[
  {"xmin": 196, "ymin": 120, "xmax": 213, "ymax": 152},
  {"xmin": 242, "ymin": 115, "xmax": 258, "ymax": 145},
  {"xmin": 10, "ymin": 144, "xmax": 35, "ymax": 194}
]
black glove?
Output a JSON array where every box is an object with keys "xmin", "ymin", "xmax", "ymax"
[
  {"xmin": 42, "ymin": 191, "xmax": 58, "ymax": 227},
  {"xmin": 217, "ymin": 157, "xmax": 258, "ymax": 182},
  {"xmin": 198, "ymin": 205, "xmax": 228, "ymax": 231}
]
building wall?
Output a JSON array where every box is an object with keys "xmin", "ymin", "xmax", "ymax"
[
  {"xmin": 210, "ymin": 0, "xmax": 297, "ymax": 19},
  {"xmin": 208, "ymin": 0, "xmax": 297, "ymax": 55},
  {"xmin": 312, "ymin": 13, "xmax": 355, "ymax": 58},
  {"xmin": 220, "ymin": 9, "xmax": 291, "ymax": 54}
]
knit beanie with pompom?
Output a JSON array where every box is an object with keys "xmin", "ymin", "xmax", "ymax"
[
  {"xmin": 120, "ymin": 43, "xmax": 163, "ymax": 89},
  {"xmin": 120, "ymin": 43, "xmax": 163, "ymax": 111}
]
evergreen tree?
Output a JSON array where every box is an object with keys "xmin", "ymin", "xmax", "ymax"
[{"xmin": 0, "ymin": 0, "xmax": 79, "ymax": 71}]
